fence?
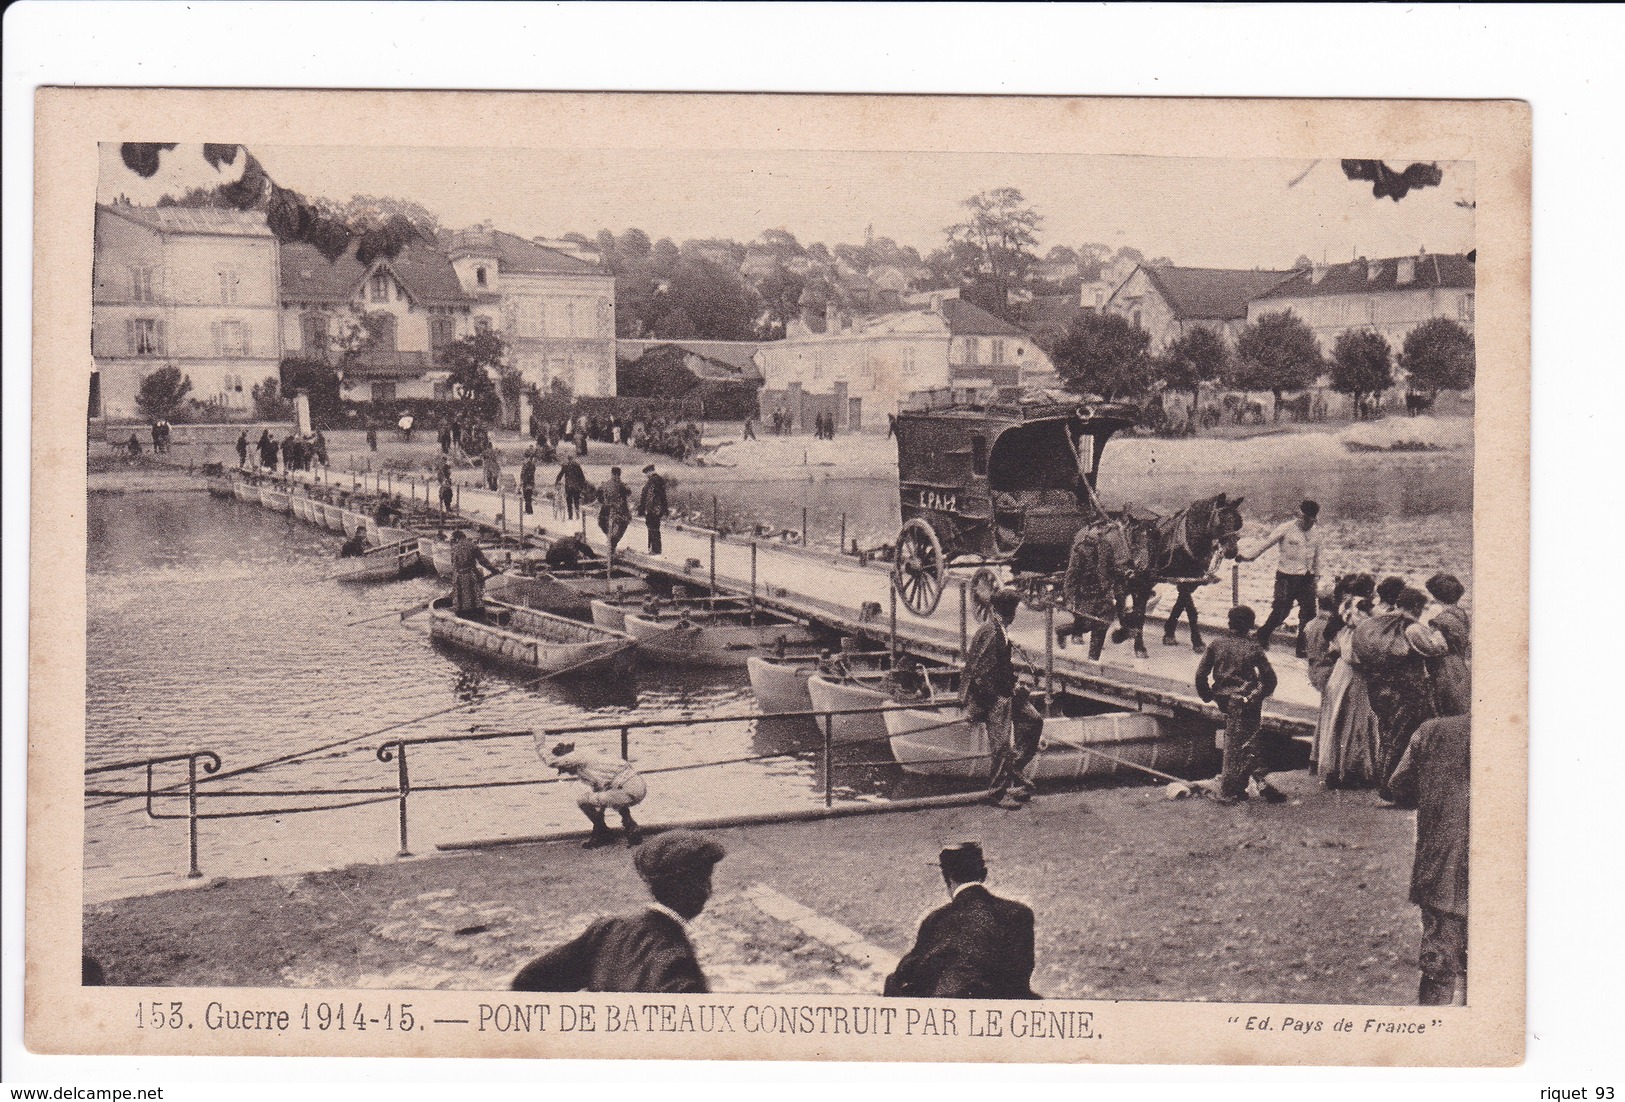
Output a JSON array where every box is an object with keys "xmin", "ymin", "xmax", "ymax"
[{"xmin": 83, "ymin": 701, "xmax": 967, "ymax": 879}]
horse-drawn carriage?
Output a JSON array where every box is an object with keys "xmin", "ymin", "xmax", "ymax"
[
  {"xmin": 889, "ymin": 398, "xmax": 1245, "ymax": 651},
  {"xmin": 889, "ymin": 399, "xmax": 1138, "ymax": 617}
]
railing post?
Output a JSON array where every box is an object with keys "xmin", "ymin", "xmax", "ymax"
[
  {"xmin": 840, "ymin": 512, "xmax": 847, "ymax": 555},
  {"xmin": 620, "ymin": 725, "xmax": 631, "ymax": 762},
  {"xmin": 889, "ymin": 581, "xmax": 898, "ymax": 661},
  {"xmin": 709, "ymin": 531, "xmax": 717, "ymax": 595},
  {"xmin": 959, "ymin": 579, "xmax": 969, "ymax": 660},
  {"xmin": 802, "ymin": 506, "xmax": 809, "ymax": 547},
  {"xmin": 1044, "ymin": 604, "xmax": 1056, "ymax": 717},
  {"xmin": 500, "ymin": 490, "xmax": 507, "ymax": 531},
  {"xmin": 186, "ymin": 753, "xmax": 202, "ymax": 879},
  {"xmin": 378, "ymin": 741, "xmax": 413, "ymax": 858},
  {"xmin": 822, "ymin": 711, "xmax": 834, "ymax": 809},
  {"xmin": 1231, "ymin": 562, "xmax": 1240, "ymax": 608},
  {"xmin": 712, "ymin": 495, "xmax": 719, "ymax": 533},
  {"xmin": 456, "ymin": 483, "xmax": 462, "ymax": 511},
  {"xmin": 750, "ymin": 541, "xmax": 758, "ymax": 615}
]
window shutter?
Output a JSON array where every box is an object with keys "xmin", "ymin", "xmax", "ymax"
[
  {"xmin": 154, "ymin": 319, "xmax": 166, "ymax": 355},
  {"xmin": 125, "ymin": 319, "xmax": 135, "ymax": 354},
  {"xmin": 241, "ymin": 324, "xmax": 251, "ymax": 357},
  {"xmin": 213, "ymin": 321, "xmax": 223, "ymax": 356}
]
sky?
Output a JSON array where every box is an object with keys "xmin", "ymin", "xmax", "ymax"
[{"xmin": 98, "ymin": 143, "xmax": 1475, "ymax": 271}]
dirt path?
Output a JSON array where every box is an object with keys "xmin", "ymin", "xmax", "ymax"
[{"xmin": 85, "ymin": 771, "xmax": 1422, "ymax": 1005}]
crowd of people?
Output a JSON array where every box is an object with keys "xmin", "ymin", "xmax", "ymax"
[{"xmin": 236, "ymin": 427, "xmax": 329, "ymax": 472}]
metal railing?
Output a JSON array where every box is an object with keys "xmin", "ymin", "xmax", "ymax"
[{"xmin": 85, "ymin": 700, "xmax": 965, "ymax": 878}]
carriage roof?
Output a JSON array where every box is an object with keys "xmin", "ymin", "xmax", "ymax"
[{"xmin": 893, "ymin": 399, "xmax": 1138, "ymax": 487}]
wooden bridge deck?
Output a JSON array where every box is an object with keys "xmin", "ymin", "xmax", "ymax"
[{"xmin": 327, "ymin": 470, "xmax": 1320, "ymax": 738}]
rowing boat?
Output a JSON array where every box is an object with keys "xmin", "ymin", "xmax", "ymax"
[
  {"xmin": 428, "ymin": 596, "xmax": 636, "ymax": 677},
  {"xmin": 320, "ymin": 502, "xmax": 348, "ymax": 532},
  {"xmin": 232, "ymin": 478, "xmax": 258, "ymax": 503},
  {"xmin": 331, "ymin": 534, "xmax": 424, "ymax": 583},
  {"xmin": 804, "ymin": 671, "xmax": 955, "ymax": 747},
  {"xmin": 621, "ymin": 606, "xmax": 822, "ymax": 669},
  {"xmin": 881, "ymin": 706, "xmax": 1210, "ymax": 782},
  {"xmin": 259, "ymin": 483, "xmax": 291, "ymax": 513},
  {"xmin": 747, "ymin": 649, "xmax": 895, "ymax": 713}
]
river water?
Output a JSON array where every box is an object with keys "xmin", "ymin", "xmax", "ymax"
[{"xmin": 85, "ymin": 439, "xmax": 1471, "ymax": 903}]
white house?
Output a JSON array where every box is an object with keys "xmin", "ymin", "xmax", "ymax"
[
  {"xmin": 1245, "ymin": 251, "xmax": 1476, "ymax": 354},
  {"xmin": 758, "ymin": 296, "xmax": 1053, "ymax": 430},
  {"xmin": 91, "ymin": 203, "xmax": 282, "ymax": 418},
  {"xmin": 447, "ymin": 225, "xmax": 618, "ymax": 397},
  {"xmin": 1105, "ymin": 264, "xmax": 1299, "ymax": 351}
]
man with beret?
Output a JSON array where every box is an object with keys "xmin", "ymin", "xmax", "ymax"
[
  {"xmin": 511, "ymin": 830, "xmax": 725, "ymax": 993},
  {"xmin": 883, "ymin": 842, "xmax": 1038, "ymax": 1000},
  {"xmin": 542, "ymin": 740, "xmax": 648, "ymax": 848},
  {"xmin": 637, "ymin": 463, "xmax": 668, "ymax": 555}
]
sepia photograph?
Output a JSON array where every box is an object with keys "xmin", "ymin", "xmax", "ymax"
[{"xmin": 22, "ymin": 86, "xmax": 1529, "ymax": 1067}]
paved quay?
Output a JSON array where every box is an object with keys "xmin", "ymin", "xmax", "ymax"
[{"xmin": 84, "ymin": 774, "xmax": 1417, "ymax": 1003}]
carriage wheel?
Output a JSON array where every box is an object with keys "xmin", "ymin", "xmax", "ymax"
[
  {"xmin": 892, "ymin": 518, "xmax": 946, "ymax": 616},
  {"xmin": 969, "ymin": 567, "xmax": 1001, "ymax": 622}
]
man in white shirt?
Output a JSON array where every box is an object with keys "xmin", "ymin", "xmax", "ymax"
[
  {"xmin": 543, "ymin": 741, "xmax": 648, "ymax": 848},
  {"xmin": 1238, "ymin": 499, "xmax": 1322, "ymax": 656}
]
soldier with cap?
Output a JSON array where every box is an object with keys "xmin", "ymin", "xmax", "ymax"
[
  {"xmin": 883, "ymin": 842, "xmax": 1038, "ymax": 1000},
  {"xmin": 543, "ymin": 740, "xmax": 647, "ymax": 848},
  {"xmin": 511, "ymin": 829, "xmax": 725, "ymax": 993},
  {"xmin": 637, "ymin": 463, "xmax": 668, "ymax": 555}
]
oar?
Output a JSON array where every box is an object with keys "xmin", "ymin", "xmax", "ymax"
[{"xmin": 347, "ymin": 600, "xmax": 435, "ymax": 627}]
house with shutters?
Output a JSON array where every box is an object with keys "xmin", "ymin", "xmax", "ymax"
[
  {"xmin": 280, "ymin": 238, "xmax": 477, "ymax": 403},
  {"xmin": 91, "ymin": 202, "xmax": 282, "ymax": 418},
  {"xmin": 445, "ymin": 225, "xmax": 618, "ymax": 398},
  {"xmin": 1104, "ymin": 264, "xmax": 1299, "ymax": 351},
  {"xmin": 1245, "ymin": 250, "xmax": 1476, "ymax": 355}
]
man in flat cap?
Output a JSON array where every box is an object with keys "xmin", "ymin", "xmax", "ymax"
[
  {"xmin": 511, "ymin": 830, "xmax": 725, "ymax": 993},
  {"xmin": 542, "ymin": 740, "xmax": 647, "ymax": 848},
  {"xmin": 883, "ymin": 842, "xmax": 1038, "ymax": 1000},
  {"xmin": 637, "ymin": 463, "xmax": 668, "ymax": 555}
]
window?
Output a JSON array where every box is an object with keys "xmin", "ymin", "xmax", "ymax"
[
  {"xmin": 963, "ymin": 337, "xmax": 980, "ymax": 364},
  {"xmin": 475, "ymin": 266, "xmax": 487, "ymax": 288},
  {"xmin": 1131, "ymin": 310, "xmax": 1142, "ymax": 331},
  {"xmin": 1459, "ymin": 293, "xmax": 1475, "ymax": 322},
  {"xmin": 217, "ymin": 320, "xmax": 247, "ymax": 357},
  {"xmin": 475, "ymin": 315, "xmax": 492, "ymax": 335},
  {"xmin": 218, "ymin": 269, "xmax": 240, "ymax": 305},
  {"xmin": 564, "ymin": 301, "xmax": 576, "ymax": 336},
  {"xmin": 370, "ymin": 270, "xmax": 391, "ymax": 302},
  {"xmin": 430, "ymin": 315, "xmax": 456, "ymax": 358},
  {"xmin": 903, "ymin": 346, "xmax": 916, "ymax": 377},
  {"xmin": 990, "ymin": 339, "xmax": 1006, "ymax": 365},
  {"xmin": 301, "ymin": 312, "xmax": 329, "ymax": 357},
  {"xmin": 128, "ymin": 318, "xmax": 163, "ymax": 356},
  {"xmin": 130, "ymin": 266, "xmax": 155, "ymax": 303}
]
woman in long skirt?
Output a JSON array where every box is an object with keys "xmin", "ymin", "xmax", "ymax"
[
  {"xmin": 1313, "ymin": 578, "xmax": 1383, "ymax": 788},
  {"xmin": 1425, "ymin": 572, "xmax": 1471, "ymax": 717}
]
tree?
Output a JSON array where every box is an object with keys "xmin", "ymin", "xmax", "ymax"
[
  {"xmin": 437, "ymin": 330, "xmax": 508, "ymax": 422},
  {"xmin": 1400, "ymin": 317, "xmax": 1475, "ymax": 392},
  {"xmin": 279, "ymin": 358, "xmax": 344, "ymax": 428},
  {"xmin": 1046, "ymin": 313, "xmax": 1154, "ymax": 401},
  {"xmin": 1330, "ymin": 329, "xmax": 1394, "ymax": 408},
  {"xmin": 946, "ymin": 187, "xmax": 1042, "ymax": 316},
  {"xmin": 251, "ymin": 376, "xmax": 294, "ymax": 421},
  {"xmin": 1231, "ymin": 310, "xmax": 1325, "ymax": 396},
  {"xmin": 136, "ymin": 365, "xmax": 192, "ymax": 420},
  {"xmin": 619, "ymin": 228, "xmax": 652, "ymax": 260},
  {"xmin": 1158, "ymin": 326, "xmax": 1229, "ymax": 413}
]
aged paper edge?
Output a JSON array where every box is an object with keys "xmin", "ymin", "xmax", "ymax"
[{"xmin": 26, "ymin": 88, "xmax": 1530, "ymax": 1065}]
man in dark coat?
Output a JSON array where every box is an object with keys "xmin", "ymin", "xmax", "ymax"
[
  {"xmin": 519, "ymin": 450, "xmax": 537, "ymax": 515},
  {"xmin": 1387, "ymin": 713, "xmax": 1470, "ymax": 1005},
  {"xmin": 883, "ymin": 842, "xmax": 1038, "ymax": 1000},
  {"xmin": 448, "ymin": 529, "xmax": 500, "ymax": 618},
  {"xmin": 597, "ymin": 467, "xmax": 632, "ymax": 554},
  {"xmin": 511, "ymin": 830, "xmax": 724, "ymax": 993},
  {"xmin": 556, "ymin": 455, "xmax": 587, "ymax": 520},
  {"xmin": 965, "ymin": 589, "xmax": 1025, "ymax": 808},
  {"xmin": 235, "ymin": 431, "xmax": 249, "ymax": 468},
  {"xmin": 637, "ymin": 463, "xmax": 668, "ymax": 555}
]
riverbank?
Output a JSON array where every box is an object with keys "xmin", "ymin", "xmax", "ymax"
[{"xmin": 84, "ymin": 770, "xmax": 1419, "ymax": 1004}]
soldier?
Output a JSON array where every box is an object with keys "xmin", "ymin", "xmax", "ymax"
[{"xmin": 519, "ymin": 449, "xmax": 537, "ymax": 515}]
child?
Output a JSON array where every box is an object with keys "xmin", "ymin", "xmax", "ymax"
[{"xmin": 1195, "ymin": 605, "xmax": 1282, "ymax": 804}]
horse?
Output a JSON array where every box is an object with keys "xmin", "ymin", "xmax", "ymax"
[{"xmin": 1110, "ymin": 493, "xmax": 1246, "ymax": 657}]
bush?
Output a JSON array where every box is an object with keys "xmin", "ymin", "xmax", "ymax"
[
  {"xmin": 1046, "ymin": 312, "xmax": 1154, "ymax": 401},
  {"xmin": 251, "ymin": 376, "xmax": 295, "ymax": 420},
  {"xmin": 1330, "ymin": 328, "xmax": 1394, "ymax": 402},
  {"xmin": 135, "ymin": 366, "xmax": 193, "ymax": 420},
  {"xmin": 1232, "ymin": 311, "xmax": 1324, "ymax": 394},
  {"xmin": 279, "ymin": 358, "xmax": 344, "ymax": 428}
]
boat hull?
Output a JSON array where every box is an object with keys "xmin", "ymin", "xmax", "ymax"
[
  {"xmin": 320, "ymin": 503, "xmax": 348, "ymax": 532},
  {"xmin": 429, "ymin": 598, "xmax": 635, "ymax": 677},
  {"xmin": 206, "ymin": 476, "xmax": 233, "ymax": 497},
  {"xmin": 623, "ymin": 610, "xmax": 820, "ymax": 669},
  {"xmin": 481, "ymin": 574, "xmax": 594, "ymax": 620},
  {"xmin": 806, "ymin": 673, "xmax": 916, "ymax": 747},
  {"xmin": 746, "ymin": 657, "xmax": 817, "ymax": 713},
  {"xmin": 333, "ymin": 542, "xmax": 423, "ymax": 583},
  {"xmin": 232, "ymin": 479, "xmax": 257, "ymax": 503},
  {"xmin": 259, "ymin": 484, "xmax": 291, "ymax": 513},
  {"xmin": 882, "ymin": 707, "xmax": 1207, "ymax": 782}
]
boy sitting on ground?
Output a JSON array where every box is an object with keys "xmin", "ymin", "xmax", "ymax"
[{"xmin": 1195, "ymin": 605, "xmax": 1282, "ymax": 804}]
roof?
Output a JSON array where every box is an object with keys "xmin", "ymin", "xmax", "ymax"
[
  {"xmin": 1022, "ymin": 293, "xmax": 1087, "ymax": 338},
  {"xmin": 625, "ymin": 343, "xmax": 758, "ymax": 384},
  {"xmin": 280, "ymin": 239, "xmax": 473, "ymax": 307},
  {"xmin": 489, "ymin": 230, "xmax": 605, "ymax": 275},
  {"xmin": 618, "ymin": 339, "xmax": 762, "ymax": 378},
  {"xmin": 940, "ymin": 297, "xmax": 1029, "ymax": 338},
  {"xmin": 99, "ymin": 203, "xmax": 274, "ymax": 238},
  {"xmin": 1133, "ymin": 266, "xmax": 1299, "ymax": 321},
  {"xmin": 1251, "ymin": 253, "xmax": 1476, "ymax": 301}
]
